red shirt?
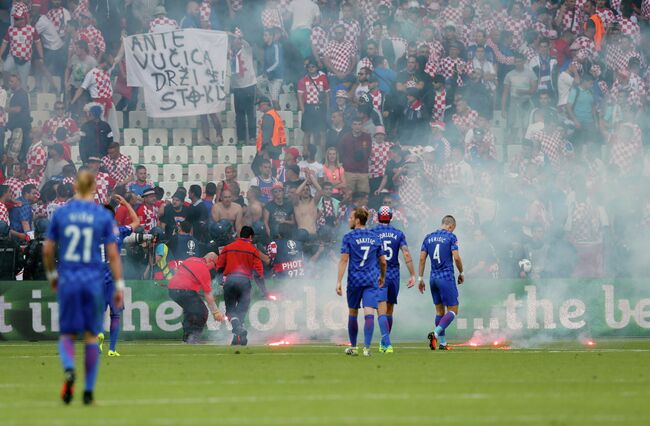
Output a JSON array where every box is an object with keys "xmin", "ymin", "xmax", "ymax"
[
  {"xmin": 215, "ymin": 238, "xmax": 264, "ymax": 279},
  {"xmin": 167, "ymin": 257, "xmax": 212, "ymax": 293}
]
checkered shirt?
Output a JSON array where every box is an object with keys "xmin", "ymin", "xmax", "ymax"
[
  {"xmin": 72, "ymin": 25, "xmax": 106, "ymax": 59},
  {"xmin": 465, "ymin": 130, "xmax": 497, "ymax": 161},
  {"xmin": 503, "ymin": 14, "xmax": 532, "ymax": 50},
  {"xmin": 72, "ymin": 0, "xmax": 89, "ymax": 21},
  {"xmin": 369, "ymin": 140, "xmax": 393, "ymax": 179},
  {"xmin": 569, "ymin": 201, "xmax": 601, "ymax": 243},
  {"xmin": 42, "ymin": 116, "xmax": 79, "ymax": 139},
  {"xmin": 431, "ymin": 89, "xmax": 447, "ymax": 122},
  {"xmin": 200, "ymin": 1, "xmax": 212, "ymax": 26},
  {"xmin": 324, "ymin": 40, "xmax": 355, "ymax": 75},
  {"xmin": 438, "ymin": 57, "xmax": 472, "ymax": 86},
  {"xmin": 4, "ymin": 25, "xmax": 40, "ymax": 62},
  {"xmin": 33, "ymin": 203, "xmax": 48, "ymax": 219},
  {"xmin": 26, "ymin": 141, "xmax": 47, "ymax": 183},
  {"xmin": 46, "ymin": 199, "xmax": 67, "ymax": 220},
  {"xmin": 486, "ymin": 39, "xmax": 514, "ymax": 65},
  {"xmin": 452, "ymin": 109, "xmax": 478, "ymax": 137},
  {"xmin": 532, "ymin": 21, "xmax": 558, "ymax": 39},
  {"xmin": 102, "ymin": 154, "xmax": 133, "ymax": 184},
  {"xmin": 572, "ymin": 36, "xmax": 596, "ymax": 61},
  {"xmin": 297, "ymin": 71, "xmax": 329, "ymax": 105},
  {"xmin": 610, "ymin": 0, "xmax": 622, "ymax": 13},
  {"xmin": 557, "ymin": 8, "xmax": 585, "ymax": 33},
  {"xmin": 149, "ymin": 16, "xmax": 180, "ymax": 33},
  {"xmin": 358, "ymin": 57, "xmax": 374, "ymax": 72},
  {"xmin": 0, "ymin": 109, "xmax": 5, "ymax": 128},
  {"xmin": 531, "ymin": 129, "xmax": 566, "ymax": 166},
  {"xmin": 63, "ymin": 176, "xmax": 75, "ymax": 186},
  {"xmin": 418, "ymin": 40, "xmax": 445, "ymax": 65},
  {"xmin": 137, "ymin": 203, "xmax": 158, "ymax": 232},
  {"xmin": 605, "ymin": 43, "xmax": 626, "ymax": 72},
  {"xmin": 0, "ymin": 203, "xmax": 8, "ymax": 223},
  {"xmin": 87, "ymin": 68, "xmax": 113, "ymax": 100},
  {"xmin": 642, "ymin": 0, "xmax": 650, "ymax": 19},
  {"xmin": 332, "ymin": 19, "xmax": 361, "ymax": 53},
  {"xmin": 93, "ymin": 171, "xmax": 110, "ymax": 205},
  {"xmin": 610, "ymin": 122, "xmax": 642, "ymax": 173},
  {"xmin": 439, "ymin": 5, "xmax": 464, "ymax": 27},
  {"xmin": 596, "ymin": 8, "xmax": 616, "ymax": 29},
  {"xmin": 610, "ymin": 76, "xmax": 646, "ymax": 108},
  {"xmin": 261, "ymin": 7, "xmax": 283, "ymax": 29},
  {"xmin": 617, "ymin": 17, "xmax": 640, "ymax": 44},
  {"xmin": 5, "ymin": 177, "xmax": 40, "ymax": 200},
  {"xmin": 397, "ymin": 174, "xmax": 429, "ymax": 219},
  {"xmin": 311, "ymin": 25, "xmax": 329, "ymax": 58},
  {"xmin": 46, "ymin": 7, "xmax": 69, "ymax": 37}
]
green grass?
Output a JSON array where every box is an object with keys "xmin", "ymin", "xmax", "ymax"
[{"xmin": 1, "ymin": 340, "xmax": 650, "ymax": 425}]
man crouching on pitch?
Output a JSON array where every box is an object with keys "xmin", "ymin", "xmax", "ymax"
[
  {"xmin": 215, "ymin": 226, "xmax": 271, "ymax": 345},
  {"xmin": 168, "ymin": 252, "xmax": 224, "ymax": 343}
]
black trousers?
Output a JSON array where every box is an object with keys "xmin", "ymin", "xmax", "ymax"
[
  {"xmin": 233, "ymin": 85, "xmax": 257, "ymax": 142},
  {"xmin": 223, "ymin": 276, "xmax": 252, "ymax": 333},
  {"xmin": 168, "ymin": 289, "xmax": 208, "ymax": 340}
]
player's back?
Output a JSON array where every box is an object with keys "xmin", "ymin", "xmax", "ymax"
[
  {"xmin": 49, "ymin": 199, "xmax": 116, "ymax": 271},
  {"xmin": 422, "ymin": 229, "xmax": 457, "ymax": 276},
  {"xmin": 342, "ymin": 228, "xmax": 383, "ymax": 287},
  {"xmin": 372, "ymin": 224, "xmax": 406, "ymax": 270}
]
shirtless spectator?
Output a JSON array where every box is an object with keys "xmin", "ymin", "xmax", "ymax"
[
  {"xmin": 241, "ymin": 186, "xmax": 266, "ymax": 232},
  {"xmin": 293, "ymin": 171, "xmax": 321, "ymax": 237},
  {"xmin": 215, "ymin": 165, "xmax": 240, "ymax": 202},
  {"xmin": 211, "ymin": 189, "xmax": 243, "ymax": 232}
]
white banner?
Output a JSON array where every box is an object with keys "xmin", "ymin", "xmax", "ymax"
[{"xmin": 124, "ymin": 29, "xmax": 229, "ymax": 118}]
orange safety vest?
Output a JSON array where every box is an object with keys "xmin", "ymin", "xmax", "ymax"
[
  {"xmin": 256, "ymin": 109, "xmax": 286, "ymax": 152},
  {"xmin": 585, "ymin": 14, "xmax": 604, "ymax": 50}
]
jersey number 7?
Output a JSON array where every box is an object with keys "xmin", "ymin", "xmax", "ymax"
[{"xmin": 360, "ymin": 245, "xmax": 370, "ymax": 266}]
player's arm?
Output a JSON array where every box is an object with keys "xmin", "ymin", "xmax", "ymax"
[
  {"xmin": 106, "ymin": 242, "xmax": 125, "ymax": 309},
  {"xmin": 401, "ymin": 246, "xmax": 416, "ymax": 287},
  {"xmin": 336, "ymin": 253, "xmax": 349, "ymax": 296},
  {"xmin": 378, "ymin": 255, "xmax": 386, "ymax": 288},
  {"xmin": 453, "ymin": 250, "xmax": 465, "ymax": 285},
  {"xmin": 418, "ymin": 250, "xmax": 427, "ymax": 293},
  {"xmin": 115, "ymin": 194, "xmax": 140, "ymax": 229},
  {"xmin": 43, "ymin": 239, "xmax": 58, "ymax": 289}
]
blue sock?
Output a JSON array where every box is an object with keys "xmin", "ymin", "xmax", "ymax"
[
  {"xmin": 84, "ymin": 343, "xmax": 100, "ymax": 392},
  {"xmin": 378, "ymin": 315, "xmax": 391, "ymax": 347},
  {"xmin": 347, "ymin": 316, "xmax": 358, "ymax": 347},
  {"xmin": 109, "ymin": 315, "xmax": 120, "ymax": 352},
  {"xmin": 58, "ymin": 336, "xmax": 75, "ymax": 371},
  {"xmin": 435, "ymin": 314, "xmax": 445, "ymax": 337},
  {"xmin": 434, "ymin": 311, "xmax": 456, "ymax": 337},
  {"xmin": 387, "ymin": 315, "xmax": 393, "ymax": 332},
  {"xmin": 363, "ymin": 315, "xmax": 374, "ymax": 348}
]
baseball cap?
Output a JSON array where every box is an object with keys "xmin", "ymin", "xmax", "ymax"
[
  {"xmin": 272, "ymin": 182, "xmax": 284, "ymax": 190},
  {"xmin": 283, "ymin": 147, "xmax": 300, "ymax": 159},
  {"xmin": 86, "ymin": 156, "xmax": 101, "ymax": 163},
  {"xmin": 172, "ymin": 190, "xmax": 185, "ymax": 201},
  {"xmin": 374, "ymin": 126, "xmax": 386, "ymax": 135},
  {"xmin": 142, "ymin": 187, "xmax": 156, "ymax": 197}
]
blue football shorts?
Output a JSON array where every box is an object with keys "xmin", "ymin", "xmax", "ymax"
[
  {"xmin": 346, "ymin": 286, "xmax": 378, "ymax": 310},
  {"xmin": 429, "ymin": 275, "xmax": 459, "ymax": 307},
  {"xmin": 58, "ymin": 268, "xmax": 104, "ymax": 335}
]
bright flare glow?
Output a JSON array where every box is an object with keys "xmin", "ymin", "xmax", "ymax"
[{"xmin": 268, "ymin": 294, "xmax": 277, "ymax": 301}]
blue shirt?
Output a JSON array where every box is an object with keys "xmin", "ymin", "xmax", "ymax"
[
  {"xmin": 9, "ymin": 197, "xmax": 32, "ymax": 233},
  {"xmin": 421, "ymin": 229, "xmax": 458, "ymax": 279},
  {"xmin": 371, "ymin": 224, "xmax": 406, "ymax": 270},
  {"xmin": 341, "ymin": 228, "xmax": 384, "ymax": 287},
  {"xmin": 47, "ymin": 199, "xmax": 117, "ymax": 269}
]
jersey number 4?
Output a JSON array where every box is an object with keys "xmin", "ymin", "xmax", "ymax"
[
  {"xmin": 63, "ymin": 225, "xmax": 93, "ymax": 263},
  {"xmin": 433, "ymin": 244, "xmax": 441, "ymax": 264}
]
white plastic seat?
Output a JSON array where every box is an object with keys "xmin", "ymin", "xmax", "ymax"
[
  {"xmin": 143, "ymin": 146, "xmax": 164, "ymax": 164},
  {"xmin": 158, "ymin": 181, "xmax": 179, "ymax": 199},
  {"xmin": 222, "ymin": 128, "xmax": 237, "ymax": 145},
  {"xmin": 32, "ymin": 111, "xmax": 49, "ymax": 128},
  {"xmin": 142, "ymin": 164, "xmax": 160, "ymax": 182},
  {"xmin": 162, "ymin": 164, "xmax": 183, "ymax": 182},
  {"xmin": 187, "ymin": 164, "xmax": 208, "ymax": 182},
  {"xmin": 123, "ymin": 128, "xmax": 144, "ymax": 146},
  {"xmin": 147, "ymin": 128, "xmax": 169, "ymax": 146},
  {"xmin": 237, "ymin": 164, "xmax": 253, "ymax": 181},
  {"xmin": 172, "ymin": 128, "xmax": 193, "ymax": 146},
  {"xmin": 212, "ymin": 164, "xmax": 228, "ymax": 181},
  {"xmin": 217, "ymin": 146, "xmax": 237, "ymax": 164},
  {"xmin": 278, "ymin": 111, "xmax": 294, "ymax": 128},
  {"xmin": 178, "ymin": 116, "xmax": 198, "ymax": 128},
  {"xmin": 237, "ymin": 180, "xmax": 250, "ymax": 195},
  {"xmin": 120, "ymin": 146, "xmax": 140, "ymax": 164},
  {"xmin": 151, "ymin": 117, "xmax": 173, "ymax": 128},
  {"xmin": 168, "ymin": 146, "xmax": 188, "ymax": 164},
  {"xmin": 37, "ymin": 93, "xmax": 57, "ymax": 111},
  {"xmin": 225, "ymin": 110, "xmax": 236, "ymax": 128},
  {"xmin": 292, "ymin": 128, "xmax": 304, "ymax": 145},
  {"xmin": 241, "ymin": 146, "xmax": 257, "ymax": 164},
  {"xmin": 279, "ymin": 93, "xmax": 297, "ymax": 111},
  {"xmin": 192, "ymin": 146, "xmax": 213, "ymax": 164},
  {"xmin": 128, "ymin": 111, "xmax": 148, "ymax": 128}
]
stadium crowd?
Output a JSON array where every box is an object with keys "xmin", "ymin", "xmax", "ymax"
[{"xmin": 1, "ymin": 0, "xmax": 650, "ymax": 281}]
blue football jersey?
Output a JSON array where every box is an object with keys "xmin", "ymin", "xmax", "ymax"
[
  {"xmin": 341, "ymin": 228, "xmax": 384, "ymax": 287},
  {"xmin": 421, "ymin": 229, "xmax": 458, "ymax": 278},
  {"xmin": 102, "ymin": 225, "xmax": 132, "ymax": 263},
  {"xmin": 372, "ymin": 224, "xmax": 407, "ymax": 270},
  {"xmin": 47, "ymin": 200, "xmax": 117, "ymax": 268}
]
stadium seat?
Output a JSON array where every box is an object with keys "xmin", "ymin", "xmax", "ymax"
[
  {"xmin": 222, "ymin": 128, "xmax": 237, "ymax": 145},
  {"xmin": 297, "ymin": 111, "xmax": 302, "ymax": 127},
  {"xmin": 278, "ymin": 111, "xmax": 294, "ymax": 128},
  {"xmin": 142, "ymin": 164, "xmax": 160, "ymax": 182},
  {"xmin": 172, "ymin": 128, "xmax": 193, "ymax": 146},
  {"xmin": 168, "ymin": 146, "xmax": 189, "ymax": 164},
  {"xmin": 187, "ymin": 164, "xmax": 208, "ymax": 182},
  {"xmin": 37, "ymin": 93, "xmax": 57, "ymax": 111},
  {"xmin": 158, "ymin": 181, "xmax": 180, "ymax": 199},
  {"xmin": 217, "ymin": 146, "xmax": 237, "ymax": 164},
  {"xmin": 143, "ymin": 146, "xmax": 164, "ymax": 164},
  {"xmin": 123, "ymin": 128, "xmax": 144, "ymax": 146},
  {"xmin": 238, "ymin": 180, "xmax": 250, "ymax": 195},
  {"xmin": 70, "ymin": 146, "xmax": 81, "ymax": 165},
  {"xmin": 192, "ymin": 146, "xmax": 213, "ymax": 164},
  {"xmin": 224, "ymin": 110, "xmax": 236, "ymax": 128},
  {"xmin": 212, "ymin": 164, "xmax": 228, "ymax": 181},
  {"xmin": 292, "ymin": 128, "xmax": 305, "ymax": 146},
  {"xmin": 121, "ymin": 146, "xmax": 140, "ymax": 164},
  {"xmin": 32, "ymin": 111, "xmax": 49, "ymax": 128},
  {"xmin": 147, "ymin": 128, "xmax": 169, "ymax": 146},
  {"xmin": 129, "ymin": 111, "xmax": 149, "ymax": 128},
  {"xmin": 151, "ymin": 117, "xmax": 173, "ymax": 128},
  {"xmin": 241, "ymin": 146, "xmax": 257, "ymax": 164},
  {"xmin": 116, "ymin": 111, "xmax": 124, "ymax": 129},
  {"xmin": 279, "ymin": 93, "xmax": 297, "ymax": 111},
  {"xmin": 237, "ymin": 164, "xmax": 254, "ymax": 181},
  {"xmin": 162, "ymin": 164, "xmax": 183, "ymax": 182}
]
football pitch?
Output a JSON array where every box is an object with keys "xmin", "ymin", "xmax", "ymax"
[{"xmin": 1, "ymin": 340, "xmax": 650, "ymax": 425}]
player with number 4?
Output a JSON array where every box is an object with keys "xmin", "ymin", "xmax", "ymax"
[
  {"xmin": 337, "ymin": 208, "xmax": 387, "ymax": 357},
  {"xmin": 418, "ymin": 215, "xmax": 464, "ymax": 350}
]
